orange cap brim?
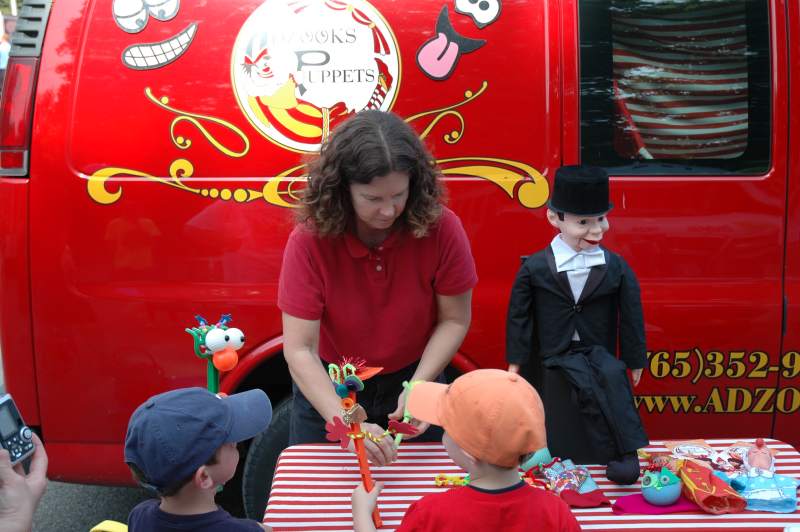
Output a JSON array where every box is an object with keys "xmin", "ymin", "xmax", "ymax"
[{"xmin": 406, "ymin": 381, "xmax": 449, "ymax": 427}]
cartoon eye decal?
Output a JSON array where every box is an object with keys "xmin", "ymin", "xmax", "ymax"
[
  {"xmin": 113, "ymin": 0, "xmax": 180, "ymax": 33},
  {"xmin": 145, "ymin": 0, "xmax": 180, "ymax": 22},
  {"xmin": 455, "ymin": 0, "xmax": 502, "ymax": 29},
  {"xmin": 113, "ymin": 0, "xmax": 149, "ymax": 33},
  {"xmin": 204, "ymin": 328, "xmax": 228, "ymax": 352},
  {"xmin": 641, "ymin": 474, "xmax": 654, "ymax": 487},
  {"xmin": 660, "ymin": 474, "xmax": 672, "ymax": 486},
  {"xmin": 225, "ymin": 327, "xmax": 245, "ymax": 350}
]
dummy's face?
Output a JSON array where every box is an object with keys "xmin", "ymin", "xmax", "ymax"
[
  {"xmin": 207, "ymin": 442, "xmax": 239, "ymax": 486},
  {"xmin": 350, "ymin": 171, "xmax": 410, "ymax": 234},
  {"xmin": 547, "ymin": 209, "xmax": 610, "ymax": 252}
]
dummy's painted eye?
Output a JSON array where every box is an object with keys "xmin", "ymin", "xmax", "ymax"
[
  {"xmin": 579, "ymin": 220, "xmax": 588, "ymax": 225},
  {"xmin": 225, "ymin": 327, "xmax": 245, "ymax": 349},
  {"xmin": 205, "ymin": 328, "xmax": 228, "ymax": 352}
]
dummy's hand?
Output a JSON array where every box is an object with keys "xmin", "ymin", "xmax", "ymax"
[
  {"xmin": 631, "ymin": 368, "xmax": 643, "ymax": 387},
  {"xmin": 349, "ymin": 423, "xmax": 397, "ymax": 466},
  {"xmin": 259, "ymin": 524, "xmax": 273, "ymax": 531},
  {"xmin": 388, "ymin": 389, "xmax": 429, "ymax": 439},
  {"xmin": 508, "ymin": 364, "xmax": 520, "ymax": 374},
  {"xmin": 0, "ymin": 433, "xmax": 48, "ymax": 532}
]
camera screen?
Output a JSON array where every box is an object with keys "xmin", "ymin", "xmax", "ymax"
[{"xmin": 0, "ymin": 407, "xmax": 17, "ymax": 439}]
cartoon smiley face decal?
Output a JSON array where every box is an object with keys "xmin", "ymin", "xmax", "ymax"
[
  {"xmin": 455, "ymin": 0, "xmax": 502, "ymax": 29},
  {"xmin": 113, "ymin": 0, "xmax": 197, "ymax": 70}
]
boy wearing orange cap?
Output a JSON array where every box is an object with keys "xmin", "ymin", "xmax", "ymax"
[{"xmin": 351, "ymin": 369, "xmax": 581, "ymax": 531}]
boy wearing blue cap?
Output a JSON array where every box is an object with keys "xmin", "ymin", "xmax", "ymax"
[{"xmin": 124, "ymin": 387, "xmax": 273, "ymax": 531}]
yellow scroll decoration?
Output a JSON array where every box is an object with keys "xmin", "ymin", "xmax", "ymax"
[
  {"xmin": 405, "ymin": 81, "xmax": 488, "ymax": 144},
  {"xmin": 145, "ymin": 87, "xmax": 251, "ymax": 158},
  {"xmin": 88, "ymin": 83, "xmax": 548, "ymax": 210},
  {"xmin": 87, "ymin": 158, "xmax": 306, "ymax": 208},
  {"xmin": 261, "ymin": 164, "xmax": 307, "ymax": 208},
  {"xmin": 438, "ymin": 157, "xmax": 550, "ymax": 209},
  {"xmin": 87, "ymin": 157, "xmax": 545, "ymax": 209},
  {"xmin": 87, "ymin": 159, "xmax": 198, "ymax": 205}
]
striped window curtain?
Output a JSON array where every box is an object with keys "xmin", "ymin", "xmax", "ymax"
[{"xmin": 611, "ymin": 1, "xmax": 748, "ymax": 160}]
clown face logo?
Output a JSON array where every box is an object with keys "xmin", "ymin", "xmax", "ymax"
[{"xmin": 232, "ymin": 0, "xmax": 400, "ymax": 153}]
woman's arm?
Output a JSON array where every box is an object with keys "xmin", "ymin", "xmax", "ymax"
[
  {"xmin": 283, "ymin": 312, "xmax": 397, "ymax": 465},
  {"xmin": 389, "ymin": 290, "xmax": 472, "ymax": 429},
  {"xmin": 412, "ymin": 290, "xmax": 473, "ymax": 382},
  {"xmin": 282, "ymin": 313, "xmax": 344, "ymax": 425}
]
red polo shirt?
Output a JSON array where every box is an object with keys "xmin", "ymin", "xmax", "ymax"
[{"xmin": 278, "ymin": 207, "xmax": 477, "ymax": 373}]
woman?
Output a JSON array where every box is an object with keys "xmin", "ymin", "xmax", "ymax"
[{"xmin": 278, "ymin": 110, "xmax": 477, "ymax": 465}]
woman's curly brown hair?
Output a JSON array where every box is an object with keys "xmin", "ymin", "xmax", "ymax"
[{"xmin": 297, "ymin": 110, "xmax": 445, "ymax": 238}]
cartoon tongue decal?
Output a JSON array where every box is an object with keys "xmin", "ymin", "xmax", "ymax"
[
  {"xmin": 121, "ymin": 22, "xmax": 197, "ymax": 69},
  {"xmin": 416, "ymin": 6, "xmax": 485, "ymax": 81}
]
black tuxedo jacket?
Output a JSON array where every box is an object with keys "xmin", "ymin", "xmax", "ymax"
[{"xmin": 506, "ymin": 245, "xmax": 646, "ymax": 370}]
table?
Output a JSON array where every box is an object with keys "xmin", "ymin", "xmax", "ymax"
[{"xmin": 263, "ymin": 439, "xmax": 800, "ymax": 531}]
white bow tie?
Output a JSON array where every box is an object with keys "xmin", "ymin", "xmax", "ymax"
[{"xmin": 556, "ymin": 247, "xmax": 606, "ymax": 272}]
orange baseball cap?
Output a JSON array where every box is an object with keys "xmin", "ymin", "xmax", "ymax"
[{"xmin": 407, "ymin": 369, "xmax": 546, "ymax": 468}]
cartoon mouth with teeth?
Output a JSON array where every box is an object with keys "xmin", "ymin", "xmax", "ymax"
[
  {"xmin": 121, "ymin": 22, "xmax": 197, "ymax": 70},
  {"xmin": 113, "ymin": 0, "xmax": 198, "ymax": 70}
]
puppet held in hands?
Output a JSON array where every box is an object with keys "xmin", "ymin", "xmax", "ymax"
[{"xmin": 506, "ymin": 166, "xmax": 649, "ymax": 485}]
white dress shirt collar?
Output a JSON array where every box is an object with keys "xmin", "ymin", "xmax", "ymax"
[{"xmin": 550, "ymin": 235, "xmax": 606, "ymax": 273}]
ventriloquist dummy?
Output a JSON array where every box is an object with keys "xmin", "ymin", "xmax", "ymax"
[{"xmin": 505, "ymin": 165, "xmax": 648, "ymax": 484}]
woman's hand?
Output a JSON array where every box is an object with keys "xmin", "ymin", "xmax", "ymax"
[
  {"xmin": 349, "ymin": 423, "xmax": 397, "ymax": 466},
  {"xmin": 388, "ymin": 389, "xmax": 429, "ymax": 439}
]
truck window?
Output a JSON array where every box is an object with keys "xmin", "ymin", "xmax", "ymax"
[{"xmin": 579, "ymin": 0, "xmax": 770, "ymax": 175}]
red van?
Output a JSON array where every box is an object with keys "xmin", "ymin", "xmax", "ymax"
[{"xmin": 1, "ymin": 0, "xmax": 798, "ymax": 519}]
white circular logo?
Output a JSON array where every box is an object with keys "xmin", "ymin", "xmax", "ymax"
[{"xmin": 232, "ymin": 0, "xmax": 401, "ymax": 153}]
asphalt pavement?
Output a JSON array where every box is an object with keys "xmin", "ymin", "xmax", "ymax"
[{"xmin": 32, "ymin": 481, "xmax": 149, "ymax": 532}]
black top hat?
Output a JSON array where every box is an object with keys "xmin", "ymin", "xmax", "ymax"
[{"xmin": 547, "ymin": 165, "xmax": 613, "ymax": 216}]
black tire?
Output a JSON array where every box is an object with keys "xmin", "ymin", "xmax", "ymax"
[{"xmin": 242, "ymin": 396, "xmax": 291, "ymax": 520}]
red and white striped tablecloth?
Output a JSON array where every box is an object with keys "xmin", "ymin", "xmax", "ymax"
[{"xmin": 263, "ymin": 439, "xmax": 800, "ymax": 531}]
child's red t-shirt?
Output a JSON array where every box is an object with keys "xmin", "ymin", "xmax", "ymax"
[{"xmin": 395, "ymin": 482, "xmax": 581, "ymax": 531}]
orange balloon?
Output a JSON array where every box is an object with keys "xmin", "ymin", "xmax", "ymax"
[{"xmin": 213, "ymin": 348, "xmax": 238, "ymax": 372}]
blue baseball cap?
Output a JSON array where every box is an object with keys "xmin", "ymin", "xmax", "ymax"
[{"xmin": 124, "ymin": 387, "xmax": 272, "ymax": 491}]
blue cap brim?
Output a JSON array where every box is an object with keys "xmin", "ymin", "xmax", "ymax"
[{"xmin": 224, "ymin": 388, "xmax": 272, "ymax": 443}]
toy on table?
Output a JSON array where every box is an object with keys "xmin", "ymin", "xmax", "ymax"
[
  {"xmin": 185, "ymin": 314, "xmax": 244, "ymax": 393},
  {"xmin": 664, "ymin": 439, "xmax": 746, "ymax": 476},
  {"xmin": 531, "ymin": 457, "xmax": 610, "ymax": 507},
  {"xmin": 324, "ymin": 359, "xmax": 418, "ymax": 528},
  {"xmin": 640, "ymin": 443, "xmax": 745, "ymax": 514},
  {"xmin": 728, "ymin": 438, "xmax": 799, "ymax": 513},
  {"xmin": 641, "ymin": 465, "xmax": 682, "ymax": 506}
]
